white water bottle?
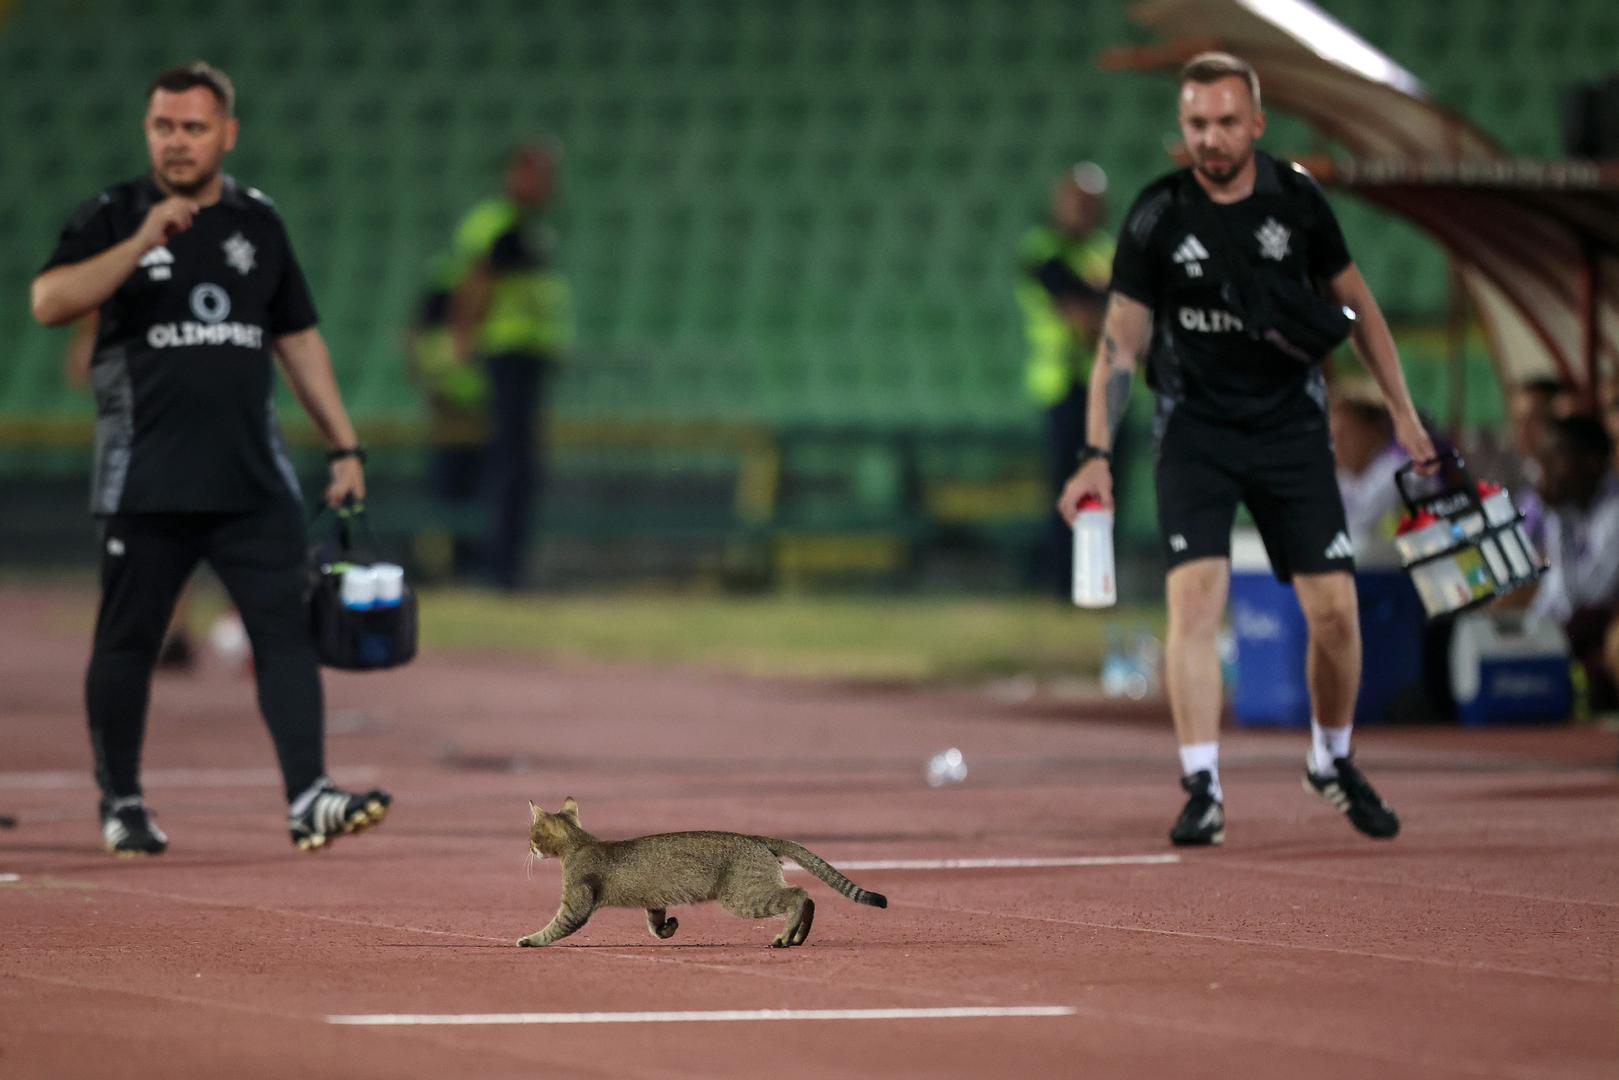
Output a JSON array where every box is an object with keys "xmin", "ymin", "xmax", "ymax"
[
  {"xmin": 340, "ymin": 565, "xmax": 378, "ymax": 610},
  {"xmin": 372, "ymin": 563, "xmax": 405, "ymax": 607},
  {"xmin": 1071, "ymin": 496, "xmax": 1117, "ymax": 608}
]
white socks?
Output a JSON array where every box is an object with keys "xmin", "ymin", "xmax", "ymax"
[
  {"xmin": 1180, "ymin": 724, "xmax": 1350, "ymax": 798},
  {"xmin": 1178, "ymin": 741, "xmax": 1222, "ymax": 801},
  {"xmin": 1310, "ymin": 718, "xmax": 1352, "ymax": 776}
]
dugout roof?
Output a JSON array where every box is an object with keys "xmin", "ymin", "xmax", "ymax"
[{"xmin": 1102, "ymin": 0, "xmax": 1619, "ymax": 406}]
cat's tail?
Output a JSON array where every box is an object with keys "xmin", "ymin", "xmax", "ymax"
[{"xmin": 763, "ymin": 839, "xmax": 888, "ymax": 908}]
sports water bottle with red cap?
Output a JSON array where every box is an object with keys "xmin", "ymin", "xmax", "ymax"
[{"xmin": 1071, "ymin": 496, "xmax": 1116, "ymax": 608}]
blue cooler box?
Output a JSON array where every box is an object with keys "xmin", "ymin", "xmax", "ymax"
[
  {"xmin": 1229, "ymin": 528, "xmax": 1427, "ymax": 728},
  {"xmin": 1448, "ymin": 612, "xmax": 1572, "ymax": 725}
]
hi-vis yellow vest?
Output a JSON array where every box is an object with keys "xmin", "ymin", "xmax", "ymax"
[
  {"xmin": 452, "ymin": 198, "xmax": 574, "ymax": 358},
  {"xmin": 1016, "ymin": 226, "xmax": 1114, "ymax": 406}
]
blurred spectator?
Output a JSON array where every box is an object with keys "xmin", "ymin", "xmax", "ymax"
[
  {"xmin": 1529, "ymin": 415, "xmax": 1619, "ymax": 709},
  {"xmin": 449, "ymin": 141, "xmax": 573, "ymax": 590},
  {"xmin": 1328, "ymin": 379, "xmax": 1406, "ymax": 553},
  {"xmin": 1016, "ymin": 162, "xmax": 1116, "ymax": 595},
  {"xmin": 1502, "ymin": 376, "xmax": 1574, "ymax": 545},
  {"xmin": 1600, "ymin": 370, "xmax": 1619, "ymax": 464},
  {"xmin": 407, "ymin": 256, "xmax": 488, "ymax": 580}
]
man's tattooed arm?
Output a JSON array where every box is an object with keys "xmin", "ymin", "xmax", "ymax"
[
  {"xmin": 1084, "ymin": 294, "xmax": 1152, "ymax": 453},
  {"xmin": 1101, "ymin": 336, "xmax": 1134, "ymax": 447}
]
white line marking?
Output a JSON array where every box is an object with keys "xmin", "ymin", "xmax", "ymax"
[
  {"xmin": 0, "ymin": 767, "xmax": 379, "ymax": 791},
  {"xmin": 0, "ymin": 874, "xmax": 19, "ymax": 883},
  {"xmin": 905, "ymin": 900, "xmax": 1611, "ymax": 985},
  {"xmin": 327, "ymin": 1006, "xmax": 1076, "ymax": 1027},
  {"xmin": 792, "ymin": 854, "xmax": 1180, "ymax": 871}
]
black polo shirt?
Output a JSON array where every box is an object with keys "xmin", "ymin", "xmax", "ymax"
[
  {"xmin": 41, "ymin": 174, "xmax": 318, "ymax": 514},
  {"xmin": 1110, "ymin": 152, "xmax": 1353, "ymax": 428}
]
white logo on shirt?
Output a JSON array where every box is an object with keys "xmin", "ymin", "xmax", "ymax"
[
  {"xmin": 139, "ymin": 245, "xmax": 174, "ymax": 281},
  {"xmin": 106, "ymin": 537, "xmax": 125, "ymax": 557},
  {"xmin": 223, "ymin": 231, "xmax": 256, "ymax": 276},
  {"xmin": 1256, "ymin": 217, "xmax": 1291, "ymax": 261},
  {"xmin": 1178, "ymin": 307, "xmax": 1245, "ymax": 333},
  {"xmin": 1169, "ymin": 534, "xmax": 1189, "ymax": 553},
  {"xmin": 190, "ymin": 283, "xmax": 231, "ymax": 324},
  {"xmin": 1324, "ymin": 531, "xmax": 1355, "ymax": 560},
  {"xmin": 1172, "ymin": 234, "xmax": 1209, "ymax": 277}
]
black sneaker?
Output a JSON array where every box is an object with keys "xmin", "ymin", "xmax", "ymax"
[
  {"xmin": 1169, "ymin": 770, "xmax": 1225, "ymax": 846},
  {"xmin": 289, "ymin": 779, "xmax": 391, "ymax": 851},
  {"xmin": 1304, "ymin": 754, "xmax": 1400, "ymax": 839},
  {"xmin": 100, "ymin": 797, "xmax": 168, "ymax": 856}
]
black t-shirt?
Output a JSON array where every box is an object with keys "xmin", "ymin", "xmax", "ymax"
[
  {"xmin": 41, "ymin": 175, "xmax": 319, "ymax": 513},
  {"xmin": 1110, "ymin": 152, "xmax": 1353, "ymax": 428}
]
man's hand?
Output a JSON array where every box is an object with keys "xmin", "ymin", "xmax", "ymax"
[
  {"xmin": 1058, "ymin": 459, "xmax": 1113, "ymax": 525},
  {"xmin": 325, "ymin": 457, "xmax": 366, "ymax": 508},
  {"xmin": 1393, "ymin": 409, "xmax": 1439, "ymax": 476},
  {"xmin": 135, "ymin": 197, "xmax": 198, "ymax": 252},
  {"xmin": 31, "ymin": 199, "xmax": 199, "ymax": 327}
]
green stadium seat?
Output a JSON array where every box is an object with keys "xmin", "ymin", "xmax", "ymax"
[{"xmin": 1, "ymin": 0, "xmax": 1609, "ymax": 446}]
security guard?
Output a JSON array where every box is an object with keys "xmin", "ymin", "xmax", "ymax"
[
  {"xmin": 408, "ymin": 255, "xmax": 488, "ymax": 579},
  {"xmin": 29, "ymin": 61, "xmax": 390, "ymax": 855},
  {"xmin": 1017, "ymin": 164, "xmax": 1115, "ymax": 594},
  {"xmin": 448, "ymin": 142, "xmax": 574, "ymax": 590}
]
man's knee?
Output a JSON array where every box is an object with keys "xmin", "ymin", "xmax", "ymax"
[
  {"xmin": 1167, "ymin": 560, "xmax": 1229, "ymax": 637},
  {"xmin": 1297, "ymin": 575, "xmax": 1359, "ymax": 647}
]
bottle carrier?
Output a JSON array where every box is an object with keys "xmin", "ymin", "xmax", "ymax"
[
  {"xmin": 1393, "ymin": 450, "xmax": 1544, "ymax": 621},
  {"xmin": 306, "ymin": 501, "xmax": 419, "ymax": 670}
]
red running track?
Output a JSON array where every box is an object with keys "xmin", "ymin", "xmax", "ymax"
[{"xmin": 1, "ymin": 587, "xmax": 1615, "ymax": 1079}]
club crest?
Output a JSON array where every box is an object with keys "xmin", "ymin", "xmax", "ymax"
[
  {"xmin": 1255, "ymin": 217, "xmax": 1291, "ymax": 262},
  {"xmin": 223, "ymin": 231, "xmax": 256, "ymax": 276}
]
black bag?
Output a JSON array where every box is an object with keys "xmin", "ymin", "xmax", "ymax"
[
  {"xmin": 1187, "ymin": 193, "xmax": 1354, "ymax": 365},
  {"xmin": 306, "ymin": 502, "xmax": 419, "ymax": 671}
]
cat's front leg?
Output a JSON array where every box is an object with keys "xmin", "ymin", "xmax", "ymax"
[{"xmin": 518, "ymin": 881, "xmax": 597, "ymax": 947}]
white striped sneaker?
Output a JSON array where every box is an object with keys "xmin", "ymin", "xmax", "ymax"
[
  {"xmin": 1303, "ymin": 755, "xmax": 1400, "ymax": 839},
  {"xmin": 288, "ymin": 778, "xmax": 391, "ymax": 852},
  {"xmin": 100, "ymin": 797, "xmax": 168, "ymax": 856}
]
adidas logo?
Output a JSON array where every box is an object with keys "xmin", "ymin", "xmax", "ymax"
[
  {"xmin": 1169, "ymin": 534, "xmax": 1189, "ymax": 553},
  {"xmin": 1172, "ymin": 235, "xmax": 1209, "ymax": 277},
  {"xmin": 139, "ymin": 246, "xmax": 174, "ymax": 280},
  {"xmin": 1324, "ymin": 530, "xmax": 1355, "ymax": 560}
]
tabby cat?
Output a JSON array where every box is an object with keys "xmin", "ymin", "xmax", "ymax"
[{"xmin": 519, "ymin": 797, "xmax": 888, "ymax": 948}]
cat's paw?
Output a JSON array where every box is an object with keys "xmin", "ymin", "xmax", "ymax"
[
  {"xmin": 517, "ymin": 935, "xmax": 541, "ymax": 947},
  {"xmin": 655, "ymin": 917, "xmax": 679, "ymax": 940},
  {"xmin": 770, "ymin": 934, "xmax": 791, "ymax": 948}
]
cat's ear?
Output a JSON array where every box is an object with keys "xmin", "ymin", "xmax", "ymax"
[
  {"xmin": 528, "ymin": 800, "xmax": 544, "ymax": 823},
  {"xmin": 560, "ymin": 796, "xmax": 580, "ymax": 824}
]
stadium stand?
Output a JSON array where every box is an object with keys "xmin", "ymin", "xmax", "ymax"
[{"xmin": 2, "ymin": 0, "xmax": 1614, "ymax": 576}]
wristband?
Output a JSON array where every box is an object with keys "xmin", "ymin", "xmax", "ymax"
[
  {"xmin": 326, "ymin": 444, "xmax": 368, "ymax": 465},
  {"xmin": 1076, "ymin": 444, "xmax": 1111, "ymax": 466}
]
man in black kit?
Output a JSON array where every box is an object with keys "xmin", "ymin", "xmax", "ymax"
[
  {"xmin": 30, "ymin": 62, "xmax": 391, "ymax": 855},
  {"xmin": 1059, "ymin": 52, "xmax": 1436, "ymax": 847}
]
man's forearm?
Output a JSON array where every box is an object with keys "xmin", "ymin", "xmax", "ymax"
[
  {"xmin": 1086, "ymin": 332, "xmax": 1136, "ymax": 450},
  {"xmin": 1333, "ymin": 268, "xmax": 1420, "ymax": 420},
  {"xmin": 1349, "ymin": 306, "xmax": 1418, "ymax": 418},
  {"xmin": 276, "ymin": 332, "xmax": 359, "ymax": 448},
  {"xmin": 30, "ymin": 237, "xmax": 146, "ymax": 326}
]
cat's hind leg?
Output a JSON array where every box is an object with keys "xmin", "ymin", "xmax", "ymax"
[
  {"xmin": 646, "ymin": 907, "xmax": 679, "ymax": 940},
  {"xmin": 719, "ymin": 884, "xmax": 811, "ymax": 948},
  {"xmin": 786, "ymin": 895, "xmax": 814, "ymax": 946}
]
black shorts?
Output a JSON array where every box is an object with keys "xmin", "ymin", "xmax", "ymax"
[{"xmin": 1155, "ymin": 410, "xmax": 1354, "ymax": 582}]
